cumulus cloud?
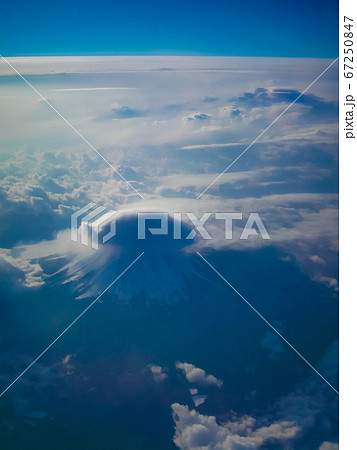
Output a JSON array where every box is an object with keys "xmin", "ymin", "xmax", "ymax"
[
  {"xmin": 174, "ymin": 339, "xmax": 337, "ymax": 450},
  {"xmin": 176, "ymin": 362, "xmax": 223, "ymax": 388},
  {"xmin": 171, "ymin": 403, "xmax": 299, "ymax": 449},
  {"xmin": 229, "ymin": 88, "xmax": 338, "ymax": 123},
  {"xmin": 147, "ymin": 364, "xmax": 168, "ymax": 383}
]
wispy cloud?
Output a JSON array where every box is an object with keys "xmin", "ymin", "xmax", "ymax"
[{"xmin": 50, "ymin": 87, "xmax": 136, "ymax": 92}]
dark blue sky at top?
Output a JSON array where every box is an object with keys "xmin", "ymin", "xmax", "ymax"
[{"xmin": 1, "ymin": 0, "xmax": 338, "ymax": 58}]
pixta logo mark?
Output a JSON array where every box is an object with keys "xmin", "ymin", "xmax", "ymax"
[{"xmin": 71, "ymin": 203, "xmax": 117, "ymax": 249}]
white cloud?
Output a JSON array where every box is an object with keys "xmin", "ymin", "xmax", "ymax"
[
  {"xmin": 182, "ymin": 142, "xmax": 241, "ymax": 150},
  {"xmin": 111, "ymin": 103, "xmax": 145, "ymax": 119},
  {"xmin": 172, "ymin": 344, "xmax": 337, "ymax": 450},
  {"xmin": 147, "ymin": 364, "xmax": 168, "ymax": 383},
  {"xmin": 61, "ymin": 354, "xmax": 75, "ymax": 375},
  {"xmin": 192, "ymin": 394, "xmax": 207, "ymax": 407},
  {"xmin": 50, "ymin": 87, "xmax": 135, "ymax": 92},
  {"xmin": 319, "ymin": 442, "xmax": 338, "ymax": 450},
  {"xmin": 219, "ymin": 106, "xmax": 241, "ymax": 118},
  {"xmin": 176, "ymin": 362, "xmax": 223, "ymax": 388},
  {"xmin": 183, "ymin": 113, "xmax": 211, "ymax": 121},
  {"xmin": 171, "ymin": 403, "xmax": 299, "ymax": 450},
  {"xmin": 310, "ymin": 255, "xmax": 326, "ymax": 265},
  {"xmin": 0, "ymin": 249, "xmax": 44, "ymax": 288},
  {"xmin": 313, "ymin": 276, "xmax": 338, "ymax": 290}
]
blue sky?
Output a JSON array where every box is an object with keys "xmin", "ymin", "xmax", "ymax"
[{"xmin": 1, "ymin": 0, "xmax": 338, "ymax": 57}]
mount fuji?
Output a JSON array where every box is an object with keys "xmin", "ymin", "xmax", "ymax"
[{"xmin": 51, "ymin": 212, "xmax": 203, "ymax": 303}]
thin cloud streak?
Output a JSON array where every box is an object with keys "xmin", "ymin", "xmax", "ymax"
[{"xmin": 50, "ymin": 87, "xmax": 136, "ymax": 92}]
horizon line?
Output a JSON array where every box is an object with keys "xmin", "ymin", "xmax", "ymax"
[{"xmin": 2, "ymin": 53, "xmax": 338, "ymax": 60}]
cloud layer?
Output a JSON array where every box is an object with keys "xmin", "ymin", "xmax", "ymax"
[{"xmin": 171, "ymin": 403, "xmax": 299, "ymax": 449}]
